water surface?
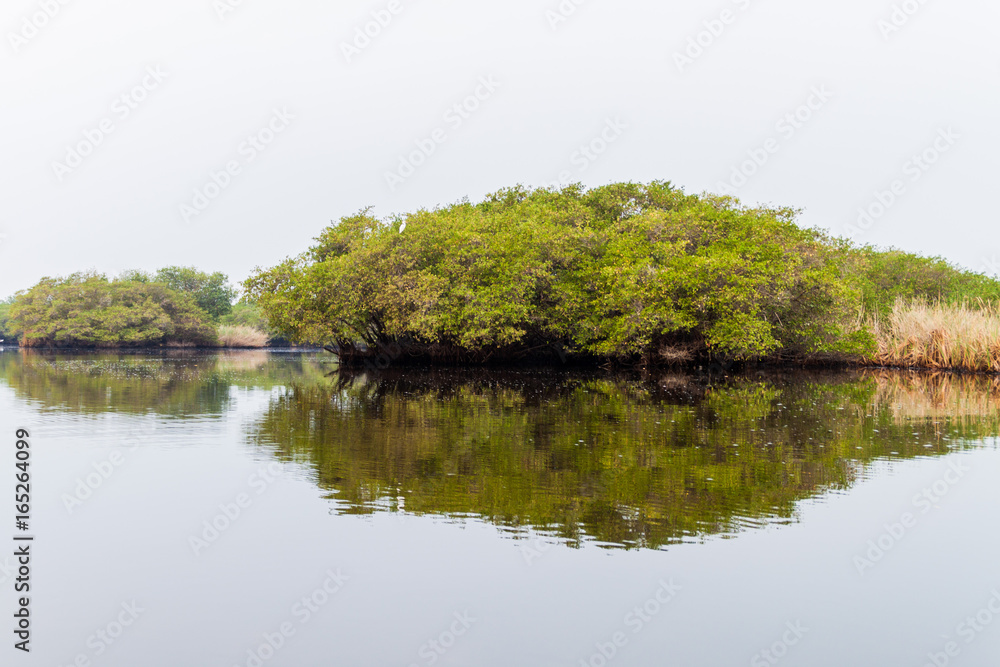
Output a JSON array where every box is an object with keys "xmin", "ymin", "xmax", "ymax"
[{"xmin": 2, "ymin": 350, "xmax": 999, "ymax": 666}]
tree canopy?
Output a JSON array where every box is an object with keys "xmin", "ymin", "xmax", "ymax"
[
  {"xmin": 0, "ymin": 296, "xmax": 17, "ymax": 344},
  {"xmin": 8, "ymin": 272, "xmax": 218, "ymax": 348},
  {"xmin": 245, "ymin": 181, "xmax": 1000, "ymax": 364},
  {"xmin": 153, "ymin": 266, "xmax": 237, "ymax": 320}
]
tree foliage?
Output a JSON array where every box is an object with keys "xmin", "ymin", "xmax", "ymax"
[
  {"xmin": 154, "ymin": 266, "xmax": 237, "ymax": 320},
  {"xmin": 845, "ymin": 247, "xmax": 1000, "ymax": 315},
  {"xmin": 240, "ymin": 181, "xmax": 1000, "ymax": 364},
  {"xmin": 246, "ymin": 182, "xmax": 886, "ymax": 362},
  {"xmin": 8, "ymin": 272, "xmax": 218, "ymax": 347},
  {"xmin": 0, "ymin": 296, "xmax": 18, "ymax": 344}
]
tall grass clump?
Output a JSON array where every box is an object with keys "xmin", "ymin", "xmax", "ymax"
[
  {"xmin": 217, "ymin": 325, "xmax": 269, "ymax": 348},
  {"xmin": 870, "ymin": 299, "xmax": 1000, "ymax": 372}
]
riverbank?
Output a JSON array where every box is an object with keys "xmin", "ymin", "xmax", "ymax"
[
  {"xmin": 8, "ymin": 299, "xmax": 1000, "ymax": 374},
  {"xmin": 322, "ymin": 298, "xmax": 1000, "ymax": 374}
]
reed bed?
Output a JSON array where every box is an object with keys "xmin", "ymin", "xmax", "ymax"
[
  {"xmin": 217, "ymin": 325, "xmax": 269, "ymax": 348},
  {"xmin": 869, "ymin": 299, "xmax": 1000, "ymax": 372}
]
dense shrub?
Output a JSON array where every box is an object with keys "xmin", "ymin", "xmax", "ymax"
[
  {"xmin": 246, "ymin": 181, "xmax": 1000, "ymax": 364},
  {"xmin": 245, "ymin": 182, "xmax": 876, "ymax": 362},
  {"xmin": 0, "ymin": 297, "xmax": 17, "ymax": 344},
  {"xmin": 153, "ymin": 266, "xmax": 238, "ymax": 320},
  {"xmin": 846, "ymin": 248, "xmax": 1000, "ymax": 315},
  {"xmin": 8, "ymin": 272, "xmax": 218, "ymax": 347}
]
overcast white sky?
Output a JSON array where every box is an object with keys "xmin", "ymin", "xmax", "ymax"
[{"xmin": 1, "ymin": 0, "xmax": 998, "ymax": 297}]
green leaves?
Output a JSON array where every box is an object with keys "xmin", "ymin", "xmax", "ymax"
[
  {"xmin": 8, "ymin": 273, "xmax": 217, "ymax": 347},
  {"xmin": 245, "ymin": 181, "xmax": 1000, "ymax": 364},
  {"xmin": 153, "ymin": 266, "xmax": 237, "ymax": 320}
]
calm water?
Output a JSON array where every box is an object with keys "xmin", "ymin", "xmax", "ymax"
[{"xmin": 2, "ymin": 349, "xmax": 999, "ymax": 666}]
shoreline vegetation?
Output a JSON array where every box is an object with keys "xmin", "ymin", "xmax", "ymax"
[
  {"xmin": 244, "ymin": 181, "xmax": 1000, "ymax": 373},
  {"xmin": 1, "ymin": 267, "xmax": 274, "ymax": 350},
  {"xmin": 4, "ymin": 181, "xmax": 1000, "ymax": 372}
]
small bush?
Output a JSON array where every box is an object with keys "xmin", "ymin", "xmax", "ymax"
[{"xmin": 10, "ymin": 272, "xmax": 217, "ymax": 347}]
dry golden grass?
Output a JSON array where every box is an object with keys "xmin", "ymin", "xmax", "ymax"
[
  {"xmin": 217, "ymin": 325, "xmax": 269, "ymax": 348},
  {"xmin": 869, "ymin": 299, "xmax": 1000, "ymax": 372}
]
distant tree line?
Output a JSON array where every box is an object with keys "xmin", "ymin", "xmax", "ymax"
[
  {"xmin": 4, "ymin": 267, "xmax": 266, "ymax": 348},
  {"xmin": 7, "ymin": 182, "xmax": 998, "ymax": 361}
]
